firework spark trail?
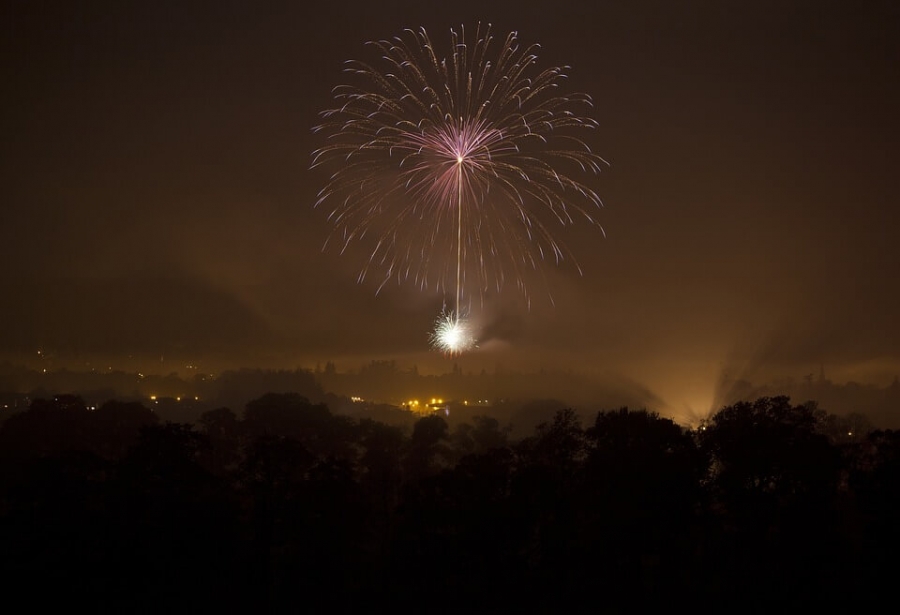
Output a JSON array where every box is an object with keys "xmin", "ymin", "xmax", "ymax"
[
  {"xmin": 311, "ymin": 23, "xmax": 607, "ymax": 353},
  {"xmin": 456, "ymin": 159, "xmax": 463, "ymax": 316}
]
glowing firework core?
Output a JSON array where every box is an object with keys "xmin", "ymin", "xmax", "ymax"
[{"xmin": 431, "ymin": 313, "xmax": 475, "ymax": 355}]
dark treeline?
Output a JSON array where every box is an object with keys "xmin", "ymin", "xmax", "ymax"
[
  {"xmin": 1, "ymin": 393, "xmax": 898, "ymax": 613},
  {"xmin": 0, "ymin": 360, "xmax": 662, "ymax": 427},
  {"xmin": 5, "ymin": 360, "xmax": 900, "ymax": 429},
  {"xmin": 717, "ymin": 371, "xmax": 900, "ymax": 430}
]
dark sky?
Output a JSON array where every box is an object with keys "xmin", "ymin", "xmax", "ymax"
[{"xmin": 2, "ymin": 0, "xmax": 899, "ymax": 418}]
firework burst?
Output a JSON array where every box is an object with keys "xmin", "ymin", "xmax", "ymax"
[
  {"xmin": 429, "ymin": 310, "xmax": 476, "ymax": 355},
  {"xmin": 312, "ymin": 23, "xmax": 607, "ymax": 353}
]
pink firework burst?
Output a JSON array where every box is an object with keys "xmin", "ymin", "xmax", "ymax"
[{"xmin": 311, "ymin": 22, "xmax": 608, "ymax": 307}]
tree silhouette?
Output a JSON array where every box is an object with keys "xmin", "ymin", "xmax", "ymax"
[
  {"xmin": 517, "ymin": 407, "xmax": 585, "ymax": 472},
  {"xmin": 578, "ymin": 408, "xmax": 708, "ymax": 608},
  {"xmin": 402, "ymin": 414, "xmax": 451, "ymax": 483},
  {"xmin": 847, "ymin": 429, "xmax": 900, "ymax": 601},
  {"xmin": 698, "ymin": 396, "xmax": 844, "ymax": 608},
  {"xmin": 89, "ymin": 399, "xmax": 158, "ymax": 460},
  {"xmin": 508, "ymin": 408, "xmax": 586, "ymax": 609},
  {"xmin": 197, "ymin": 406, "xmax": 241, "ymax": 476},
  {"xmin": 450, "ymin": 414, "xmax": 510, "ymax": 461},
  {"xmin": 392, "ymin": 445, "xmax": 518, "ymax": 612},
  {"xmin": 0, "ymin": 395, "xmax": 90, "ymax": 459},
  {"xmin": 238, "ymin": 434, "xmax": 316, "ymax": 609},
  {"xmin": 357, "ymin": 417, "xmax": 404, "ymax": 540},
  {"xmin": 0, "ymin": 450, "xmax": 114, "ymax": 608},
  {"xmin": 109, "ymin": 422, "xmax": 242, "ymax": 611},
  {"xmin": 242, "ymin": 392, "xmax": 355, "ymax": 460}
]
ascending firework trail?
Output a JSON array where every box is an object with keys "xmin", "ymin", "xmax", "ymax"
[
  {"xmin": 429, "ymin": 158, "xmax": 472, "ymax": 355},
  {"xmin": 311, "ymin": 23, "xmax": 607, "ymax": 354}
]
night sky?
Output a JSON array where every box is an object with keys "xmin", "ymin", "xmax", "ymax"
[{"xmin": 2, "ymin": 0, "xmax": 899, "ymax": 418}]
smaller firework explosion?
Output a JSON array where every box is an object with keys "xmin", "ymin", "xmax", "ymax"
[{"xmin": 430, "ymin": 311, "xmax": 476, "ymax": 355}]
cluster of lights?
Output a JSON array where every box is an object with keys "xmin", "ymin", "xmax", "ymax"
[
  {"xmin": 403, "ymin": 398, "xmax": 464, "ymax": 415},
  {"xmin": 147, "ymin": 395, "xmax": 199, "ymax": 403},
  {"xmin": 404, "ymin": 398, "xmax": 450, "ymax": 414}
]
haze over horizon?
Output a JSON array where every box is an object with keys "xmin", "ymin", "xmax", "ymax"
[{"xmin": 3, "ymin": 1, "xmax": 898, "ymax": 422}]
